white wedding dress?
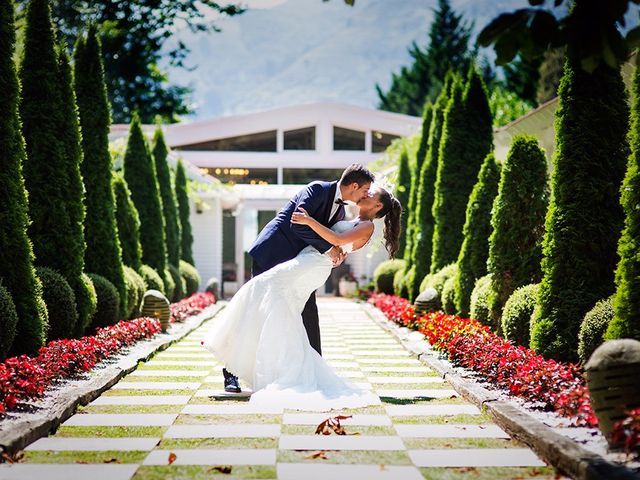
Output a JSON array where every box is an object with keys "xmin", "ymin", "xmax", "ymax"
[{"xmin": 202, "ymin": 219, "xmax": 380, "ymax": 411}]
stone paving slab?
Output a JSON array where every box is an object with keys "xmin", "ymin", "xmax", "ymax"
[
  {"xmin": 279, "ymin": 435, "xmax": 405, "ymax": 451},
  {"xmin": 358, "ymin": 358, "xmax": 422, "ymax": 364},
  {"xmin": 112, "ymin": 381, "xmax": 202, "ymax": 390},
  {"xmin": 90, "ymin": 395, "xmax": 192, "ymax": 405},
  {"xmin": 408, "ymin": 448, "xmax": 547, "ymax": 467},
  {"xmin": 127, "ymin": 370, "xmax": 209, "ymax": 377},
  {"xmin": 368, "ymin": 376, "xmax": 443, "ymax": 384},
  {"xmin": 385, "ymin": 405, "xmax": 481, "ymax": 416},
  {"xmin": 376, "ymin": 389, "xmax": 458, "ymax": 398},
  {"xmin": 277, "ymin": 463, "xmax": 424, "ymax": 480},
  {"xmin": 63, "ymin": 413, "xmax": 178, "ymax": 427},
  {"xmin": 335, "ymin": 370, "xmax": 365, "ymax": 378},
  {"xmin": 282, "ymin": 413, "xmax": 391, "ymax": 426},
  {"xmin": 26, "ymin": 437, "xmax": 160, "ymax": 451},
  {"xmin": 0, "ymin": 464, "xmax": 139, "ymax": 480},
  {"xmin": 326, "ymin": 361, "xmax": 360, "ymax": 369},
  {"xmin": 194, "ymin": 389, "xmax": 253, "ymax": 397},
  {"xmin": 395, "ymin": 424, "xmax": 510, "ymax": 438},
  {"xmin": 144, "ymin": 360, "xmax": 214, "ymax": 366},
  {"xmin": 143, "ymin": 448, "xmax": 276, "ymax": 465},
  {"xmin": 352, "ymin": 350, "xmax": 410, "ymax": 356},
  {"xmin": 181, "ymin": 404, "xmax": 283, "ymax": 415},
  {"xmin": 361, "ymin": 366, "xmax": 427, "ymax": 373},
  {"xmin": 164, "ymin": 424, "xmax": 281, "ymax": 438}
]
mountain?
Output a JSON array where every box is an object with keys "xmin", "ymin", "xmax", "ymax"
[{"xmin": 163, "ymin": 0, "xmax": 624, "ymax": 120}]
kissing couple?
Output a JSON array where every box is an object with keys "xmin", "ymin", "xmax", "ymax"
[{"xmin": 203, "ymin": 163, "xmax": 402, "ymax": 411}]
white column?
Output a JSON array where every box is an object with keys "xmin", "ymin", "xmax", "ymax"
[
  {"xmin": 277, "ymin": 167, "xmax": 284, "ymax": 185},
  {"xmin": 277, "ymin": 129, "xmax": 284, "ymax": 152},
  {"xmin": 234, "ymin": 205, "xmax": 245, "ymax": 288},
  {"xmin": 365, "ymin": 130, "xmax": 372, "ymax": 153}
]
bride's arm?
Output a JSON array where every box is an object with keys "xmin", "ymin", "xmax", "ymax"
[{"xmin": 291, "ymin": 208, "xmax": 373, "ymax": 246}]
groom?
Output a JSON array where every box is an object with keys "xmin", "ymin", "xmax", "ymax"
[{"xmin": 222, "ymin": 163, "xmax": 375, "ymax": 393}]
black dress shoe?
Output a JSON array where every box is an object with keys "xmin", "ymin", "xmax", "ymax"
[{"xmin": 222, "ymin": 368, "xmax": 241, "ymax": 393}]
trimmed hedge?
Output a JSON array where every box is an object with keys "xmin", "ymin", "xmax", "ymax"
[
  {"xmin": 168, "ymin": 263, "xmax": 186, "ymax": 302},
  {"xmin": 163, "ymin": 267, "xmax": 176, "ymax": 302},
  {"xmin": 113, "ymin": 172, "xmax": 143, "ymax": 271},
  {"xmin": 0, "ymin": 283, "xmax": 18, "ymax": 360},
  {"xmin": 441, "ymin": 275, "xmax": 457, "ymax": 315},
  {"xmin": 421, "ymin": 263, "xmax": 457, "ymax": 296},
  {"xmin": 180, "ymin": 260, "xmax": 201, "ymax": 296},
  {"xmin": 502, "ymin": 283, "xmax": 539, "ymax": 348},
  {"xmin": 470, "ymin": 274, "xmax": 491, "ymax": 325},
  {"xmin": 123, "ymin": 265, "xmax": 146, "ymax": 319},
  {"xmin": 139, "ymin": 264, "xmax": 165, "ymax": 295},
  {"xmin": 579, "ymin": 298, "xmax": 614, "ymax": 364},
  {"xmin": 87, "ymin": 273, "xmax": 120, "ymax": 330},
  {"xmin": 36, "ymin": 267, "xmax": 77, "ymax": 341},
  {"xmin": 393, "ymin": 267, "xmax": 406, "ymax": 298},
  {"xmin": 395, "ymin": 145, "xmax": 412, "ymax": 260},
  {"xmin": 175, "ymin": 160, "xmax": 194, "ymax": 264},
  {"xmin": 373, "ymin": 259, "xmax": 406, "ymax": 295}
]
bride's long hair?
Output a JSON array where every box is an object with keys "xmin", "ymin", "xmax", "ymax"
[{"xmin": 376, "ymin": 189, "xmax": 402, "ymax": 258}]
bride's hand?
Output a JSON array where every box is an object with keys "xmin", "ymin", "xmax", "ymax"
[{"xmin": 291, "ymin": 207, "xmax": 313, "ymax": 225}]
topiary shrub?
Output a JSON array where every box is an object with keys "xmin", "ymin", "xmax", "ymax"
[
  {"xmin": 502, "ymin": 283, "xmax": 539, "ymax": 347},
  {"xmin": 74, "ymin": 272, "xmax": 97, "ymax": 337},
  {"xmin": 0, "ymin": 283, "xmax": 18, "ymax": 360},
  {"xmin": 441, "ymin": 275, "xmax": 457, "ymax": 315},
  {"xmin": 175, "ymin": 160, "xmax": 194, "ymax": 264},
  {"xmin": 373, "ymin": 259, "xmax": 406, "ymax": 295},
  {"xmin": 163, "ymin": 267, "xmax": 176, "ymax": 302},
  {"xmin": 422, "ymin": 263, "xmax": 457, "ymax": 297},
  {"xmin": 180, "ymin": 260, "xmax": 201, "ymax": 296},
  {"xmin": 393, "ymin": 267, "xmax": 406, "ymax": 298},
  {"xmin": 470, "ymin": 274, "xmax": 491, "ymax": 325},
  {"xmin": 36, "ymin": 267, "xmax": 77, "ymax": 341},
  {"xmin": 139, "ymin": 264, "xmax": 165, "ymax": 295},
  {"xmin": 168, "ymin": 264, "xmax": 186, "ymax": 302},
  {"xmin": 87, "ymin": 273, "xmax": 120, "ymax": 330},
  {"xmin": 123, "ymin": 265, "xmax": 146, "ymax": 319},
  {"xmin": 578, "ymin": 298, "xmax": 614, "ymax": 364}
]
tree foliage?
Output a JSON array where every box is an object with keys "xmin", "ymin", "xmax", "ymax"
[
  {"xmin": 176, "ymin": 159, "xmax": 195, "ymax": 265},
  {"xmin": 113, "ymin": 172, "xmax": 143, "ymax": 271},
  {"xmin": 394, "ymin": 145, "xmax": 411, "ymax": 261}
]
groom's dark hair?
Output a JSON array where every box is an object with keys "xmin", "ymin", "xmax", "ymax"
[{"xmin": 339, "ymin": 163, "xmax": 375, "ymax": 187}]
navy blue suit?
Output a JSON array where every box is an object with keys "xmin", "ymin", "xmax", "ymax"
[{"xmin": 249, "ymin": 180, "xmax": 345, "ymax": 355}]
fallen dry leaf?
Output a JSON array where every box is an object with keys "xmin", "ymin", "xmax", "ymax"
[
  {"xmin": 1, "ymin": 451, "xmax": 24, "ymax": 464},
  {"xmin": 379, "ymin": 464, "xmax": 387, "ymax": 470},
  {"xmin": 75, "ymin": 460, "xmax": 89, "ymax": 464},
  {"xmin": 168, "ymin": 452, "xmax": 177, "ymax": 465},
  {"xmin": 305, "ymin": 450, "xmax": 329, "ymax": 460},
  {"xmin": 208, "ymin": 465, "xmax": 233, "ymax": 474},
  {"xmin": 103, "ymin": 457, "xmax": 119, "ymax": 464},
  {"xmin": 315, "ymin": 415, "xmax": 359, "ymax": 436}
]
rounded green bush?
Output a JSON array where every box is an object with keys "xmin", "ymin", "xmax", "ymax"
[
  {"xmin": 168, "ymin": 264, "xmax": 186, "ymax": 302},
  {"xmin": 0, "ymin": 283, "xmax": 18, "ymax": 360},
  {"xmin": 470, "ymin": 274, "xmax": 491, "ymax": 324},
  {"xmin": 501, "ymin": 283, "xmax": 539, "ymax": 347},
  {"xmin": 393, "ymin": 267, "xmax": 406, "ymax": 298},
  {"xmin": 123, "ymin": 265, "xmax": 146, "ymax": 319},
  {"xmin": 73, "ymin": 273, "xmax": 97, "ymax": 337},
  {"xmin": 441, "ymin": 275, "xmax": 457, "ymax": 314},
  {"xmin": 139, "ymin": 264, "xmax": 165, "ymax": 295},
  {"xmin": 422, "ymin": 263, "xmax": 457, "ymax": 296},
  {"xmin": 88, "ymin": 273, "xmax": 120, "ymax": 330},
  {"xmin": 163, "ymin": 267, "xmax": 176, "ymax": 302},
  {"xmin": 180, "ymin": 260, "xmax": 201, "ymax": 296},
  {"xmin": 578, "ymin": 298, "xmax": 614, "ymax": 364},
  {"xmin": 36, "ymin": 267, "xmax": 77, "ymax": 341},
  {"xmin": 373, "ymin": 259, "xmax": 406, "ymax": 295}
]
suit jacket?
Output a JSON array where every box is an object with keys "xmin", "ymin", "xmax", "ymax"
[{"xmin": 249, "ymin": 180, "xmax": 345, "ymax": 272}]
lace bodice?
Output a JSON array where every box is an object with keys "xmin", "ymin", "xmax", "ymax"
[{"xmin": 330, "ymin": 219, "xmax": 360, "ymax": 253}]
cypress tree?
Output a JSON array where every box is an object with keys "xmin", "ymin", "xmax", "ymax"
[
  {"xmin": 394, "ymin": 146, "xmax": 411, "ymax": 260},
  {"xmin": 453, "ymin": 152, "xmax": 501, "ymax": 317},
  {"xmin": 153, "ymin": 127, "xmax": 182, "ymax": 267},
  {"xmin": 604, "ymin": 59, "xmax": 640, "ymax": 342},
  {"xmin": 405, "ymin": 76, "xmax": 453, "ymax": 302},
  {"xmin": 175, "ymin": 159, "xmax": 194, "ymax": 265},
  {"xmin": 74, "ymin": 25, "xmax": 127, "ymax": 321},
  {"xmin": 431, "ymin": 68, "xmax": 493, "ymax": 273},
  {"xmin": 124, "ymin": 113, "xmax": 167, "ymax": 279},
  {"xmin": 487, "ymin": 136, "xmax": 549, "ymax": 330},
  {"xmin": 403, "ymin": 104, "xmax": 433, "ymax": 260},
  {"xmin": 0, "ymin": 0, "xmax": 48, "ymax": 356},
  {"xmin": 113, "ymin": 172, "xmax": 143, "ymax": 271},
  {"xmin": 531, "ymin": 53, "xmax": 629, "ymax": 362}
]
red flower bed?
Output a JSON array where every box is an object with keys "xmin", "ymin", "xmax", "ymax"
[
  {"xmin": 612, "ymin": 408, "xmax": 640, "ymax": 453},
  {"xmin": 368, "ymin": 293, "xmax": 597, "ymax": 427},
  {"xmin": 0, "ymin": 292, "xmax": 216, "ymax": 415}
]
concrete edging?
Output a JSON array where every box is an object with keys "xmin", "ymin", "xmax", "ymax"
[
  {"xmin": 363, "ymin": 302, "xmax": 640, "ymax": 480},
  {"xmin": 0, "ymin": 302, "xmax": 226, "ymax": 455}
]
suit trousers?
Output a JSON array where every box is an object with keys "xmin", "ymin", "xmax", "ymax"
[{"xmin": 251, "ymin": 260, "xmax": 322, "ymax": 356}]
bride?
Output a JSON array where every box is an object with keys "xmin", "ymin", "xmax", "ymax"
[{"xmin": 203, "ymin": 186, "xmax": 402, "ymax": 411}]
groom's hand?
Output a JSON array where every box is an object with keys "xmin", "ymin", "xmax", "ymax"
[{"xmin": 328, "ymin": 246, "xmax": 346, "ymax": 266}]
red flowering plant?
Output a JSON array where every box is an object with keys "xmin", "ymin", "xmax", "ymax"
[
  {"xmin": 170, "ymin": 292, "xmax": 216, "ymax": 323},
  {"xmin": 368, "ymin": 293, "xmax": 597, "ymax": 428},
  {"xmin": 0, "ymin": 292, "xmax": 217, "ymax": 415},
  {"xmin": 611, "ymin": 408, "xmax": 640, "ymax": 454}
]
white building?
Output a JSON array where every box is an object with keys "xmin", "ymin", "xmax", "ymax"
[{"xmin": 113, "ymin": 102, "xmax": 421, "ymax": 295}]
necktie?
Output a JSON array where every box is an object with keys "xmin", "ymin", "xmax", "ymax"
[{"xmin": 335, "ymin": 199, "xmax": 347, "ymax": 206}]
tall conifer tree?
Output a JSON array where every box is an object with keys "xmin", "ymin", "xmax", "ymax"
[
  {"xmin": 175, "ymin": 160, "xmax": 194, "ymax": 265},
  {"xmin": 394, "ymin": 146, "xmax": 411, "ymax": 260},
  {"xmin": 0, "ymin": 0, "xmax": 48, "ymax": 356},
  {"xmin": 113, "ymin": 173, "xmax": 143, "ymax": 271},
  {"xmin": 74, "ymin": 25, "xmax": 127, "ymax": 320}
]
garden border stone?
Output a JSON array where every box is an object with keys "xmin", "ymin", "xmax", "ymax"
[
  {"xmin": 0, "ymin": 302, "xmax": 225, "ymax": 456},
  {"xmin": 363, "ymin": 302, "xmax": 640, "ymax": 480}
]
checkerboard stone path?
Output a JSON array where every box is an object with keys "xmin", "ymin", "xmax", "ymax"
[{"xmin": 0, "ymin": 298, "xmax": 558, "ymax": 480}]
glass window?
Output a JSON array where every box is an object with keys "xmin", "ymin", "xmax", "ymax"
[
  {"xmin": 283, "ymin": 168, "xmax": 344, "ymax": 185},
  {"xmin": 175, "ymin": 130, "xmax": 277, "ymax": 152},
  {"xmin": 284, "ymin": 126, "xmax": 315, "ymax": 150},
  {"xmin": 372, "ymin": 131, "xmax": 400, "ymax": 152},
  {"xmin": 333, "ymin": 126, "xmax": 365, "ymax": 151},
  {"xmin": 200, "ymin": 167, "xmax": 278, "ymax": 185}
]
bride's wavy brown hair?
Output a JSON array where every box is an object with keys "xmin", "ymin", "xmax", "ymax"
[{"xmin": 375, "ymin": 189, "xmax": 402, "ymax": 258}]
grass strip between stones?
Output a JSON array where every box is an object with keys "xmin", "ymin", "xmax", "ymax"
[
  {"xmin": 132, "ymin": 465, "xmax": 276, "ymax": 479},
  {"xmin": 277, "ymin": 449, "xmax": 412, "ymax": 465},
  {"xmin": 392, "ymin": 414, "xmax": 493, "ymax": 425},
  {"xmin": 55, "ymin": 426, "xmax": 166, "ymax": 438},
  {"xmin": 158, "ymin": 438, "xmax": 278, "ymax": 449},
  {"xmin": 22, "ymin": 450, "xmax": 149, "ymax": 464},
  {"xmin": 403, "ymin": 437, "xmax": 526, "ymax": 449},
  {"xmin": 419, "ymin": 466, "xmax": 557, "ymax": 480},
  {"xmin": 174, "ymin": 414, "xmax": 281, "ymax": 425}
]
